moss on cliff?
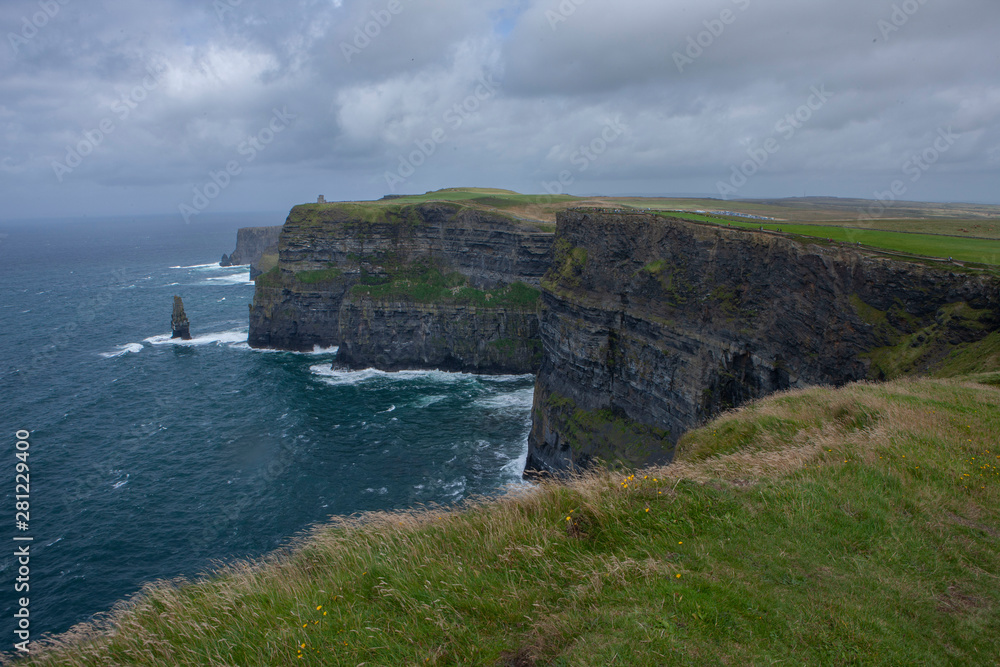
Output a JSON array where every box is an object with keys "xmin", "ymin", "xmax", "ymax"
[
  {"xmin": 254, "ymin": 266, "xmax": 282, "ymax": 287},
  {"xmin": 349, "ymin": 258, "xmax": 540, "ymax": 310},
  {"xmin": 543, "ymin": 238, "xmax": 588, "ymax": 291},
  {"xmin": 539, "ymin": 391, "xmax": 673, "ymax": 469},
  {"xmin": 295, "ymin": 265, "xmax": 344, "ymax": 284},
  {"xmin": 934, "ymin": 331, "xmax": 1000, "ymax": 378},
  {"xmin": 861, "ymin": 301, "xmax": 997, "ymax": 380}
]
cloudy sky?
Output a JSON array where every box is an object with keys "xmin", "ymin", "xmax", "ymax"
[{"xmin": 2, "ymin": 0, "xmax": 999, "ymax": 220}]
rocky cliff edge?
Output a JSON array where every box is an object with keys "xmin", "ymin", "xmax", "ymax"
[{"xmin": 525, "ymin": 209, "xmax": 1000, "ymax": 475}]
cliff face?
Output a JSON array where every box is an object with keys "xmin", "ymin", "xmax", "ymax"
[
  {"xmin": 336, "ymin": 300, "xmax": 541, "ymax": 373},
  {"xmin": 249, "ymin": 202, "xmax": 552, "ymax": 373},
  {"xmin": 227, "ymin": 226, "xmax": 283, "ymax": 278},
  {"xmin": 526, "ymin": 209, "xmax": 1000, "ymax": 475}
]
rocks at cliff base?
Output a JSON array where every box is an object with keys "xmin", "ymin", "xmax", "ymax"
[
  {"xmin": 171, "ymin": 296, "xmax": 192, "ymax": 340},
  {"xmin": 220, "ymin": 253, "xmax": 232, "ymax": 267}
]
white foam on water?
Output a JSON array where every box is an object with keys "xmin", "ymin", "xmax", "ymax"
[
  {"xmin": 99, "ymin": 343, "xmax": 145, "ymax": 359},
  {"xmin": 203, "ymin": 271, "xmax": 253, "ymax": 286},
  {"xmin": 244, "ymin": 345, "xmax": 339, "ymax": 355},
  {"xmin": 474, "ymin": 387, "xmax": 535, "ymax": 411},
  {"xmin": 415, "ymin": 395, "xmax": 446, "ymax": 408},
  {"xmin": 309, "ymin": 366, "xmax": 488, "ymax": 387},
  {"xmin": 308, "ymin": 366, "xmax": 393, "ymax": 386},
  {"xmin": 478, "ymin": 373, "xmax": 535, "ymax": 383},
  {"xmin": 170, "ymin": 263, "xmax": 222, "ymax": 269},
  {"xmin": 441, "ymin": 477, "xmax": 467, "ymax": 500},
  {"xmin": 144, "ymin": 329, "xmax": 248, "ymax": 347},
  {"xmin": 500, "ymin": 443, "xmax": 531, "ymax": 485},
  {"xmin": 378, "ymin": 405, "xmax": 396, "ymax": 414}
]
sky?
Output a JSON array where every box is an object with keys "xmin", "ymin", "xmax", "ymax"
[{"xmin": 1, "ymin": 0, "xmax": 999, "ymax": 220}]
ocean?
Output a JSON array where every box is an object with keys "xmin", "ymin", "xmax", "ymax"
[{"xmin": 0, "ymin": 214, "xmax": 534, "ymax": 645}]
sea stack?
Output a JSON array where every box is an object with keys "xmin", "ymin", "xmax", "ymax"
[
  {"xmin": 220, "ymin": 253, "xmax": 232, "ymax": 267},
  {"xmin": 171, "ymin": 296, "xmax": 192, "ymax": 340}
]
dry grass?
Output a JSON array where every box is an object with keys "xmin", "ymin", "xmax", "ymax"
[{"xmin": 12, "ymin": 376, "xmax": 1000, "ymax": 666}]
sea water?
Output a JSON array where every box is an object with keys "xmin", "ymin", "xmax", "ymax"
[{"xmin": 0, "ymin": 214, "xmax": 534, "ymax": 642}]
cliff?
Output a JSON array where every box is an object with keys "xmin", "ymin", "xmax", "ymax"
[
  {"xmin": 248, "ymin": 202, "xmax": 552, "ymax": 373},
  {"xmin": 526, "ymin": 209, "xmax": 1000, "ymax": 474},
  {"xmin": 224, "ymin": 226, "xmax": 283, "ymax": 279}
]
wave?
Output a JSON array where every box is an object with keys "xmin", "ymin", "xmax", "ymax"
[
  {"xmin": 203, "ymin": 271, "xmax": 253, "ymax": 286},
  {"xmin": 170, "ymin": 263, "xmax": 221, "ymax": 269},
  {"xmin": 239, "ymin": 344, "xmax": 340, "ymax": 355},
  {"xmin": 309, "ymin": 365, "xmax": 533, "ymax": 387},
  {"xmin": 309, "ymin": 366, "xmax": 392, "ymax": 386},
  {"xmin": 474, "ymin": 387, "xmax": 535, "ymax": 411},
  {"xmin": 99, "ymin": 343, "xmax": 145, "ymax": 359},
  {"xmin": 415, "ymin": 395, "xmax": 446, "ymax": 408},
  {"xmin": 144, "ymin": 329, "xmax": 248, "ymax": 347}
]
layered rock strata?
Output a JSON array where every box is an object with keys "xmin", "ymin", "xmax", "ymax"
[
  {"xmin": 225, "ymin": 226, "xmax": 283, "ymax": 278},
  {"xmin": 249, "ymin": 202, "xmax": 553, "ymax": 373},
  {"xmin": 171, "ymin": 296, "xmax": 191, "ymax": 340},
  {"xmin": 526, "ymin": 209, "xmax": 1000, "ymax": 475}
]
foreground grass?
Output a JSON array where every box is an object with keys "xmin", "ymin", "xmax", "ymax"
[{"xmin": 19, "ymin": 378, "xmax": 1000, "ymax": 665}]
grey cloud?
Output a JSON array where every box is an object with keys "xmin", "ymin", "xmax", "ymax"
[{"xmin": 0, "ymin": 0, "xmax": 998, "ymax": 219}]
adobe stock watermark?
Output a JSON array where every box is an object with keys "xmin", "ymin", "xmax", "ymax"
[
  {"xmin": 51, "ymin": 63, "xmax": 169, "ymax": 183},
  {"xmin": 213, "ymin": 0, "xmax": 243, "ymax": 21},
  {"xmin": 877, "ymin": 0, "xmax": 930, "ymax": 41},
  {"xmin": 7, "ymin": 0, "xmax": 71, "ymax": 55},
  {"xmin": 341, "ymin": 0, "xmax": 409, "ymax": 63},
  {"xmin": 179, "ymin": 107, "xmax": 296, "ymax": 223},
  {"xmin": 716, "ymin": 85, "xmax": 833, "ymax": 198},
  {"xmin": 190, "ymin": 437, "xmax": 297, "ymax": 549},
  {"xmin": 540, "ymin": 116, "xmax": 627, "ymax": 196},
  {"xmin": 673, "ymin": 0, "xmax": 750, "ymax": 73},
  {"xmin": 383, "ymin": 73, "xmax": 500, "ymax": 191},
  {"xmin": 546, "ymin": 0, "xmax": 588, "ymax": 31},
  {"xmin": 19, "ymin": 268, "xmax": 127, "ymax": 384},
  {"xmin": 858, "ymin": 127, "xmax": 959, "ymax": 221}
]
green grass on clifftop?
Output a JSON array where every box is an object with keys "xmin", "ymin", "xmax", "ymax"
[
  {"xmin": 662, "ymin": 212, "xmax": 1000, "ymax": 266},
  {"xmin": 20, "ymin": 376, "xmax": 1000, "ymax": 666}
]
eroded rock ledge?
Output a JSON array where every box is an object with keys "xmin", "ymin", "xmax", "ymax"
[{"xmin": 525, "ymin": 209, "xmax": 1000, "ymax": 475}]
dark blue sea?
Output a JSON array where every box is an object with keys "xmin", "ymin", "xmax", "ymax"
[{"xmin": 0, "ymin": 214, "xmax": 534, "ymax": 647}]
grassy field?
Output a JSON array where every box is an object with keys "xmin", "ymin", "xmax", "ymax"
[
  {"xmin": 18, "ymin": 374, "xmax": 1000, "ymax": 666},
  {"xmin": 661, "ymin": 213, "xmax": 1000, "ymax": 266}
]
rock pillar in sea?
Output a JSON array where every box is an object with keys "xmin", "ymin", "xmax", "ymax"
[
  {"xmin": 171, "ymin": 296, "xmax": 192, "ymax": 340},
  {"xmin": 220, "ymin": 253, "xmax": 232, "ymax": 267}
]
